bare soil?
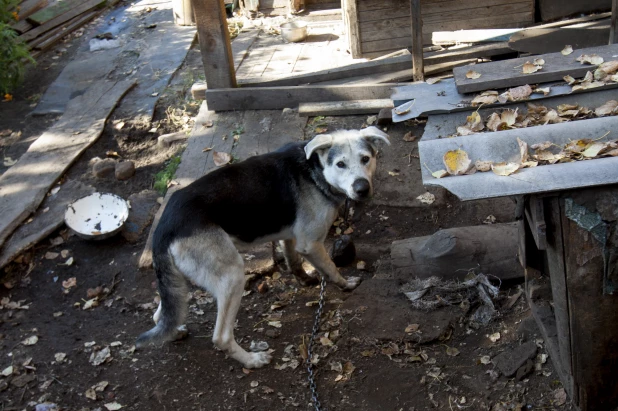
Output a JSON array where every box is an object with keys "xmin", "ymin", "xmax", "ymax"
[{"xmin": 0, "ymin": 8, "xmax": 573, "ymax": 411}]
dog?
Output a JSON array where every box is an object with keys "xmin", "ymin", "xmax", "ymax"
[{"xmin": 136, "ymin": 126, "xmax": 390, "ymax": 369}]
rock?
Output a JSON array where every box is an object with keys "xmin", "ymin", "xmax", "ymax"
[
  {"xmin": 515, "ymin": 359, "xmax": 535, "ymax": 381},
  {"xmin": 517, "ymin": 315, "xmax": 540, "ymax": 342},
  {"xmin": 11, "ymin": 372, "xmax": 36, "ymax": 387},
  {"xmin": 265, "ymin": 329, "xmax": 280, "ymax": 339},
  {"xmin": 115, "ymin": 160, "xmax": 135, "ymax": 180},
  {"xmin": 92, "ymin": 158, "xmax": 117, "ymax": 178},
  {"xmin": 492, "ymin": 341, "xmax": 537, "ymax": 377},
  {"xmin": 121, "ymin": 190, "xmax": 160, "ymax": 243},
  {"xmin": 0, "ymin": 380, "xmax": 7, "ymax": 392},
  {"xmin": 330, "ymin": 235, "xmax": 356, "ymax": 267},
  {"xmin": 35, "ymin": 403, "xmax": 58, "ymax": 411}
]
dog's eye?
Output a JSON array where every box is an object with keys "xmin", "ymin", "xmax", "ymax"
[
  {"xmin": 361, "ymin": 156, "xmax": 370, "ymax": 164},
  {"xmin": 336, "ymin": 161, "xmax": 346, "ymax": 168}
]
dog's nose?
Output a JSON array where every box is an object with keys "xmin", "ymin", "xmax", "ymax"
[{"xmin": 353, "ymin": 179, "xmax": 370, "ymax": 198}]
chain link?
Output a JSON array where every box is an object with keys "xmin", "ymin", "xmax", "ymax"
[{"xmin": 306, "ymin": 272, "xmax": 327, "ymax": 411}]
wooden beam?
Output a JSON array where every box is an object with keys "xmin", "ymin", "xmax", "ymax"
[
  {"xmin": 14, "ymin": 0, "xmax": 48, "ymax": 20},
  {"xmin": 410, "ymin": 0, "xmax": 424, "ymax": 81},
  {"xmin": 611, "ymin": 0, "xmax": 618, "ymax": 44},
  {"xmin": 343, "ymin": 0, "xmax": 362, "ymax": 58},
  {"xmin": 192, "ymin": 0, "xmax": 236, "ymax": 89},
  {"xmin": 298, "ymin": 99, "xmax": 394, "ymax": 116},
  {"xmin": 204, "ymin": 84, "xmax": 404, "ymax": 111}
]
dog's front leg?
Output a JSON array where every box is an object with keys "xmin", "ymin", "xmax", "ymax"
[
  {"xmin": 280, "ymin": 239, "xmax": 320, "ymax": 286},
  {"xmin": 296, "ymin": 241, "xmax": 361, "ymax": 290}
]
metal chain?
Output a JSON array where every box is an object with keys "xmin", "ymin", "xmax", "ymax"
[{"xmin": 306, "ymin": 272, "xmax": 327, "ymax": 411}]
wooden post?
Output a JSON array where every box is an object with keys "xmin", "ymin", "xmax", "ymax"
[
  {"xmin": 192, "ymin": 0, "xmax": 237, "ymax": 89},
  {"xmin": 410, "ymin": 0, "xmax": 424, "ymax": 81},
  {"xmin": 611, "ymin": 0, "xmax": 618, "ymax": 44},
  {"xmin": 343, "ymin": 0, "xmax": 362, "ymax": 59}
]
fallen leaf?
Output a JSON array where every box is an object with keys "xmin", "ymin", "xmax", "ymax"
[
  {"xmin": 22, "ymin": 335, "xmax": 38, "ymax": 345},
  {"xmin": 342, "ymin": 361, "xmax": 355, "ymax": 376},
  {"xmin": 576, "ymin": 54, "xmax": 604, "ymax": 65},
  {"xmin": 506, "ymin": 84, "xmax": 533, "ymax": 101},
  {"xmin": 388, "ymin": 171, "xmax": 399, "ymax": 176},
  {"xmin": 581, "ymin": 142, "xmax": 606, "ymax": 158},
  {"xmin": 54, "ymin": 352, "xmax": 66, "ymax": 363},
  {"xmin": 443, "ymin": 149, "xmax": 472, "ymax": 175},
  {"xmin": 426, "ymin": 77, "xmax": 441, "ymax": 84},
  {"xmin": 203, "ymin": 120, "xmax": 214, "ymax": 128},
  {"xmin": 446, "ymin": 346, "xmax": 460, "ymax": 356},
  {"xmin": 202, "ymin": 147, "xmax": 212, "ymax": 152},
  {"xmin": 63, "ymin": 257, "xmax": 74, "ymax": 266},
  {"xmin": 483, "ymin": 215, "xmax": 496, "ymax": 224},
  {"xmin": 431, "ymin": 169, "xmax": 449, "ymax": 179},
  {"xmin": 83, "ymin": 298, "xmax": 99, "ymax": 310},
  {"xmin": 466, "ymin": 70, "xmax": 481, "ymax": 79},
  {"xmin": 268, "ymin": 321, "xmax": 282, "ymax": 328},
  {"xmin": 366, "ymin": 115, "xmax": 377, "ymax": 125},
  {"xmin": 563, "ymin": 75, "xmax": 577, "ymax": 85},
  {"xmin": 213, "ymin": 151, "xmax": 231, "ymax": 166},
  {"xmin": 491, "ymin": 162, "xmax": 520, "ymax": 176},
  {"xmin": 93, "ymin": 381, "xmax": 109, "ymax": 391},
  {"xmin": 319, "ymin": 336, "xmax": 334, "ymax": 347},
  {"xmin": 405, "ymin": 324, "xmax": 420, "ymax": 333},
  {"xmin": 471, "ymin": 90, "xmax": 499, "ymax": 106},
  {"xmin": 533, "ymin": 86, "xmax": 551, "ymax": 95},
  {"xmin": 85, "ymin": 388, "xmax": 97, "ymax": 400},
  {"xmin": 517, "ymin": 137, "xmax": 529, "ymax": 163},
  {"xmin": 330, "ymin": 361, "xmax": 343, "ymax": 373},
  {"xmin": 553, "ymin": 388, "xmax": 567, "ymax": 406},
  {"xmin": 402, "ymin": 131, "xmax": 416, "ymax": 142},
  {"xmin": 356, "ymin": 260, "xmax": 366, "ymax": 270},
  {"xmin": 361, "ymin": 350, "xmax": 375, "ymax": 357},
  {"xmin": 488, "ymin": 332, "xmax": 501, "ymax": 342},
  {"xmin": 416, "ymin": 192, "xmax": 435, "ymax": 205},
  {"xmin": 533, "ymin": 58, "xmax": 545, "ymax": 66},
  {"xmin": 1, "ymin": 366, "xmax": 13, "ymax": 376},
  {"xmin": 104, "ymin": 402, "xmax": 123, "ymax": 411},
  {"xmin": 90, "ymin": 346, "xmax": 111, "ymax": 366},
  {"xmin": 480, "ymin": 355, "xmax": 491, "ymax": 365},
  {"xmin": 62, "ymin": 277, "xmax": 76, "ymax": 289},
  {"xmin": 45, "ymin": 252, "xmax": 59, "ymax": 260},
  {"xmin": 561, "ymin": 45, "xmax": 573, "ymax": 55},
  {"xmin": 522, "ymin": 62, "xmax": 542, "ymax": 74},
  {"xmin": 474, "ymin": 160, "xmax": 493, "ymax": 172},
  {"xmin": 595, "ymin": 100, "xmax": 618, "ymax": 116}
]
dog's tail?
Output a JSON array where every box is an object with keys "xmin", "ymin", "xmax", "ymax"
[{"xmin": 135, "ymin": 247, "xmax": 187, "ymax": 348}]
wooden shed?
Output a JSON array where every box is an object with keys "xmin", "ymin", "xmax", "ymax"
[{"xmin": 343, "ymin": 0, "xmax": 535, "ymax": 58}]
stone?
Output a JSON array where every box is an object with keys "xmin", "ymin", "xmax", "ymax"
[
  {"xmin": 515, "ymin": 359, "xmax": 535, "ymax": 381},
  {"xmin": 516, "ymin": 314, "xmax": 540, "ymax": 342},
  {"xmin": 492, "ymin": 341, "xmax": 538, "ymax": 377},
  {"xmin": 92, "ymin": 158, "xmax": 117, "ymax": 178},
  {"xmin": 11, "ymin": 372, "xmax": 36, "ymax": 387},
  {"xmin": 330, "ymin": 235, "xmax": 356, "ymax": 267},
  {"xmin": 121, "ymin": 190, "xmax": 160, "ymax": 243},
  {"xmin": 115, "ymin": 160, "xmax": 135, "ymax": 180},
  {"xmin": 265, "ymin": 329, "xmax": 280, "ymax": 339}
]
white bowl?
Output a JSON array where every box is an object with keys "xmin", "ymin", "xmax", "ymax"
[
  {"xmin": 64, "ymin": 193, "xmax": 129, "ymax": 240},
  {"xmin": 280, "ymin": 21, "xmax": 308, "ymax": 43}
]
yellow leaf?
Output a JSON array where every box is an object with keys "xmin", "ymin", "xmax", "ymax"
[
  {"xmin": 443, "ymin": 149, "xmax": 471, "ymax": 175},
  {"xmin": 581, "ymin": 142, "xmax": 606, "ymax": 158},
  {"xmin": 522, "ymin": 62, "xmax": 542, "ymax": 74},
  {"xmin": 491, "ymin": 162, "xmax": 521, "ymax": 176}
]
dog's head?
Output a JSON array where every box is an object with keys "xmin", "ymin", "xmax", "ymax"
[{"xmin": 304, "ymin": 126, "xmax": 390, "ymax": 201}]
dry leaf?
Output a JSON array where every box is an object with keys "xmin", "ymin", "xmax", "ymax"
[
  {"xmin": 488, "ymin": 332, "xmax": 501, "ymax": 342},
  {"xmin": 480, "ymin": 355, "xmax": 491, "ymax": 365},
  {"xmin": 507, "ymin": 84, "xmax": 533, "ymax": 101},
  {"xmin": 45, "ymin": 252, "xmax": 59, "ymax": 260},
  {"xmin": 534, "ymin": 86, "xmax": 551, "ymax": 95},
  {"xmin": 471, "ymin": 90, "xmax": 499, "ymax": 106},
  {"xmin": 582, "ymin": 142, "xmax": 606, "ymax": 158},
  {"xmin": 599, "ymin": 60, "xmax": 618, "ymax": 75},
  {"xmin": 426, "ymin": 77, "xmax": 441, "ymax": 84},
  {"xmin": 446, "ymin": 346, "xmax": 460, "ymax": 357},
  {"xmin": 416, "ymin": 192, "xmax": 435, "ymax": 205},
  {"xmin": 213, "ymin": 151, "xmax": 231, "ymax": 166},
  {"xmin": 405, "ymin": 324, "xmax": 420, "ymax": 333},
  {"xmin": 443, "ymin": 149, "xmax": 472, "ymax": 175},
  {"xmin": 268, "ymin": 321, "xmax": 282, "ymax": 328},
  {"xmin": 553, "ymin": 388, "xmax": 567, "ymax": 406},
  {"xmin": 563, "ymin": 75, "xmax": 577, "ymax": 85},
  {"xmin": 533, "ymin": 58, "xmax": 545, "ymax": 66},
  {"xmin": 576, "ymin": 54, "xmax": 604, "ymax": 65},
  {"xmin": 83, "ymin": 298, "xmax": 99, "ymax": 310},
  {"xmin": 104, "ymin": 403, "xmax": 123, "ymax": 411},
  {"xmin": 402, "ymin": 131, "xmax": 416, "ymax": 142},
  {"xmin": 522, "ymin": 62, "xmax": 542, "ymax": 74},
  {"xmin": 561, "ymin": 45, "xmax": 573, "ymax": 55},
  {"xmin": 595, "ymin": 100, "xmax": 618, "ymax": 116},
  {"xmin": 475, "ymin": 160, "xmax": 493, "ymax": 172},
  {"xmin": 85, "ymin": 388, "xmax": 97, "ymax": 400},
  {"xmin": 62, "ymin": 277, "xmax": 77, "ymax": 289},
  {"xmin": 22, "ymin": 335, "xmax": 38, "ymax": 345},
  {"xmin": 431, "ymin": 169, "xmax": 448, "ymax": 179},
  {"xmin": 90, "ymin": 346, "xmax": 111, "ymax": 366},
  {"xmin": 202, "ymin": 147, "xmax": 213, "ymax": 152},
  {"xmin": 491, "ymin": 162, "xmax": 520, "ymax": 176},
  {"xmin": 54, "ymin": 352, "xmax": 67, "ymax": 363},
  {"xmin": 517, "ymin": 137, "xmax": 529, "ymax": 163},
  {"xmin": 466, "ymin": 70, "xmax": 481, "ymax": 79}
]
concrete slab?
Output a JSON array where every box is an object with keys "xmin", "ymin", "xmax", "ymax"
[{"xmin": 33, "ymin": 0, "xmax": 196, "ymax": 123}]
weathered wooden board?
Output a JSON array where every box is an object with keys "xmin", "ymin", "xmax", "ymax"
[
  {"xmin": 205, "ymin": 84, "xmax": 403, "ymax": 111},
  {"xmin": 453, "ymin": 43, "xmax": 618, "ymax": 93},
  {"xmin": 15, "ymin": 0, "xmax": 48, "ymax": 20},
  {"xmin": 508, "ymin": 25, "xmax": 610, "ymax": 55},
  {"xmin": 31, "ymin": 9, "xmax": 99, "ymax": 51},
  {"xmin": 20, "ymin": 0, "xmax": 104, "ymax": 42},
  {"xmin": 0, "ymin": 179, "xmax": 94, "ymax": 269},
  {"xmin": 539, "ymin": 0, "xmax": 611, "ymax": 22},
  {"xmin": 231, "ymin": 29, "xmax": 260, "ymax": 71},
  {"xmin": 139, "ymin": 105, "xmax": 307, "ymax": 268},
  {"xmin": 27, "ymin": 0, "xmax": 83, "ymax": 25},
  {"xmin": 11, "ymin": 20, "xmax": 33, "ymax": 34},
  {"xmin": 299, "ymin": 99, "xmax": 393, "ymax": 116},
  {"xmin": 0, "ymin": 79, "xmax": 135, "ymax": 248}
]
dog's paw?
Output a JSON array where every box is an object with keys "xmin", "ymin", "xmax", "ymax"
[
  {"xmin": 250, "ymin": 340, "xmax": 270, "ymax": 352},
  {"xmin": 174, "ymin": 325, "xmax": 189, "ymax": 341},
  {"xmin": 342, "ymin": 276, "xmax": 362, "ymax": 291},
  {"xmin": 295, "ymin": 269, "xmax": 320, "ymax": 286},
  {"xmin": 244, "ymin": 350, "xmax": 273, "ymax": 369}
]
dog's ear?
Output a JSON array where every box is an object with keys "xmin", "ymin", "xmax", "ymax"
[
  {"xmin": 360, "ymin": 126, "xmax": 390, "ymax": 148},
  {"xmin": 305, "ymin": 134, "xmax": 333, "ymax": 159}
]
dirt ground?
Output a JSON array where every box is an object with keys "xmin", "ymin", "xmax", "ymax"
[{"xmin": 0, "ymin": 5, "xmax": 574, "ymax": 411}]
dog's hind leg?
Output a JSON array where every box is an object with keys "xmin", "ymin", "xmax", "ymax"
[{"xmin": 280, "ymin": 239, "xmax": 319, "ymax": 286}]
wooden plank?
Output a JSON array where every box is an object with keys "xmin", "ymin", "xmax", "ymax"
[
  {"xmin": 611, "ymin": 0, "xmax": 618, "ymax": 44},
  {"xmin": 193, "ymin": 0, "xmax": 236, "ymax": 89},
  {"xmin": 27, "ymin": 0, "xmax": 84, "ymax": 25},
  {"xmin": 424, "ymin": 42, "xmax": 513, "ymax": 64},
  {"xmin": 14, "ymin": 0, "xmax": 48, "ymax": 20},
  {"xmin": 231, "ymin": 29, "xmax": 260, "ymax": 71},
  {"xmin": 453, "ymin": 43, "xmax": 618, "ymax": 93},
  {"xmin": 31, "ymin": 10, "xmax": 99, "ymax": 51},
  {"xmin": 410, "ymin": 0, "xmax": 424, "ymax": 81},
  {"xmin": 11, "ymin": 20, "xmax": 33, "ymax": 34},
  {"xmin": 539, "ymin": 0, "xmax": 612, "ymax": 22},
  {"xmin": 204, "ymin": 84, "xmax": 404, "ymax": 111},
  {"xmin": 20, "ymin": 0, "xmax": 104, "ymax": 42},
  {"xmin": 0, "ymin": 79, "xmax": 135, "ymax": 249},
  {"xmin": 0, "ymin": 180, "xmax": 94, "ymax": 269},
  {"xmin": 509, "ymin": 26, "xmax": 610, "ymax": 55},
  {"xmin": 298, "ymin": 99, "xmax": 394, "ymax": 116},
  {"xmin": 343, "ymin": 0, "xmax": 362, "ymax": 58}
]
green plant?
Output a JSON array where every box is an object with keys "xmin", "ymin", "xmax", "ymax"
[
  {"xmin": 1, "ymin": 0, "xmax": 35, "ymax": 95},
  {"xmin": 153, "ymin": 155, "xmax": 181, "ymax": 195}
]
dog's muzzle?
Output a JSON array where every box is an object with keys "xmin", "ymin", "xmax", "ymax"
[{"xmin": 352, "ymin": 178, "xmax": 371, "ymax": 199}]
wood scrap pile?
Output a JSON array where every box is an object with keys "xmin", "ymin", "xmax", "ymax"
[{"xmin": 10, "ymin": 0, "xmax": 117, "ymax": 55}]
